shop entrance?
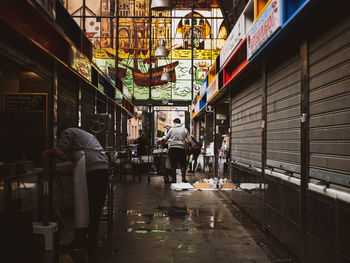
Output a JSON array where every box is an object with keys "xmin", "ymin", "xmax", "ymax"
[
  {"xmin": 153, "ymin": 106, "xmax": 189, "ymax": 145},
  {"xmin": 215, "ymin": 98, "xmax": 230, "ymax": 178}
]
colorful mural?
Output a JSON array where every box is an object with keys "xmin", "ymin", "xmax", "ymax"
[{"xmin": 64, "ymin": 0, "xmax": 227, "ymax": 101}]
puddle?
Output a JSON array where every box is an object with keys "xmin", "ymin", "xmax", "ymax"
[
  {"xmin": 125, "ymin": 228, "xmax": 173, "ymax": 233},
  {"xmin": 120, "ymin": 209, "xmax": 168, "ymax": 219},
  {"xmin": 121, "ymin": 207, "xmax": 228, "ymax": 230}
]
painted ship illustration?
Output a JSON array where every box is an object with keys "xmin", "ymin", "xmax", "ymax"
[{"xmin": 107, "ymin": 46, "xmax": 178, "ymax": 87}]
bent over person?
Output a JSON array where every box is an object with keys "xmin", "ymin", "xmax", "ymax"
[
  {"xmin": 43, "ymin": 127, "xmax": 109, "ymax": 251},
  {"xmin": 162, "ymin": 118, "xmax": 192, "ymax": 183}
]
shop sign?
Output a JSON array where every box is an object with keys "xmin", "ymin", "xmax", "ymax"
[
  {"xmin": 220, "ymin": 15, "xmax": 243, "ymax": 68},
  {"xmin": 71, "ymin": 46, "xmax": 92, "ymax": 81},
  {"xmin": 207, "ymin": 76, "xmax": 218, "ymax": 102},
  {"xmin": 194, "ymin": 62, "xmax": 209, "ymax": 85},
  {"xmin": 199, "ymin": 96, "xmax": 206, "ymax": 111},
  {"xmin": 247, "ymin": 0, "xmax": 282, "ymax": 59},
  {"xmin": 4, "ymin": 93, "xmax": 47, "ymax": 112},
  {"xmin": 194, "ymin": 103, "xmax": 199, "ymax": 115},
  {"xmin": 206, "ymin": 104, "xmax": 213, "ymax": 112},
  {"xmin": 115, "ymin": 88, "xmax": 123, "ymax": 104},
  {"xmin": 200, "ymin": 81, "xmax": 207, "ymax": 98}
]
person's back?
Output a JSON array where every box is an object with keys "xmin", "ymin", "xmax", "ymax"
[
  {"xmin": 56, "ymin": 128, "xmax": 109, "ymax": 171},
  {"xmin": 164, "ymin": 124, "xmax": 190, "ymax": 149},
  {"xmin": 162, "ymin": 119, "xmax": 191, "ymax": 183},
  {"xmin": 53, "ymin": 127, "xmax": 109, "ymax": 251},
  {"xmin": 190, "ymin": 136, "xmax": 201, "ymax": 148},
  {"xmin": 135, "ymin": 133, "xmax": 148, "ymax": 156}
]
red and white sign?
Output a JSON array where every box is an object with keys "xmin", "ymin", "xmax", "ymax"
[
  {"xmin": 200, "ymin": 80, "xmax": 207, "ymax": 98},
  {"xmin": 194, "ymin": 103, "xmax": 200, "ymax": 115},
  {"xmin": 220, "ymin": 15, "xmax": 243, "ymax": 68},
  {"xmin": 207, "ymin": 76, "xmax": 218, "ymax": 102},
  {"xmin": 247, "ymin": 0, "xmax": 282, "ymax": 59}
]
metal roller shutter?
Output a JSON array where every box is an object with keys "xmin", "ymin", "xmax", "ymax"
[
  {"xmin": 108, "ymin": 100, "xmax": 115, "ymax": 149},
  {"xmin": 115, "ymin": 108, "xmax": 121, "ymax": 150},
  {"xmin": 266, "ymin": 47, "xmax": 301, "ymax": 173},
  {"xmin": 231, "ymin": 74, "xmax": 262, "ymax": 166},
  {"xmin": 96, "ymin": 92, "xmax": 106, "ymax": 147},
  {"xmin": 308, "ymin": 14, "xmax": 350, "ymax": 186},
  {"xmin": 57, "ymin": 79, "xmax": 78, "ymax": 133},
  {"xmin": 80, "ymin": 84, "xmax": 95, "ymax": 131},
  {"xmin": 194, "ymin": 119, "xmax": 200, "ymax": 141},
  {"xmin": 121, "ymin": 111, "xmax": 127, "ymax": 148}
]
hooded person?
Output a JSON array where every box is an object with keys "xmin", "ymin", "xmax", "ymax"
[{"xmin": 162, "ymin": 118, "xmax": 192, "ymax": 183}]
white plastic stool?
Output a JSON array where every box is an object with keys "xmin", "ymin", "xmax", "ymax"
[{"xmin": 33, "ymin": 222, "xmax": 58, "ymax": 251}]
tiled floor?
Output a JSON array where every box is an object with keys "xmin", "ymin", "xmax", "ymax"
[{"xmin": 60, "ymin": 173, "xmax": 293, "ymax": 263}]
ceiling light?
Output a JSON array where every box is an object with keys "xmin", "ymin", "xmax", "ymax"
[{"xmin": 151, "ymin": 0, "xmax": 172, "ymax": 11}]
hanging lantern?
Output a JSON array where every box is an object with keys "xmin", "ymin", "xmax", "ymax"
[
  {"xmin": 161, "ymin": 68, "xmax": 171, "ymax": 82},
  {"xmin": 155, "ymin": 46, "xmax": 168, "ymax": 57},
  {"xmin": 151, "ymin": 0, "xmax": 172, "ymax": 11},
  {"xmin": 155, "ymin": 39, "xmax": 168, "ymax": 57}
]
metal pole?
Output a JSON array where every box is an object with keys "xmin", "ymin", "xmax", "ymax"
[
  {"xmin": 228, "ymin": 76, "xmax": 233, "ymax": 182},
  {"xmin": 115, "ymin": 0, "xmax": 119, "ymax": 90},
  {"xmin": 261, "ymin": 62, "xmax": 267, "ymax": 198},
  {"xmin": 48, "ymin": 61, "xmax": 58, "ymax": 220},
  {"xmin": 191, "ymin": 0, "xmax": 194, "ymax": 101},
  {"xmin": 42, "ymin": 154, "xmax": 51, "ymax": 226},
  {"xmin": 148, "ymin": 0, "xmax": 153, "ymax": 182},
  {"xmin": 300, "ymin": 39, "xmax": 309, "ymax": 263},
  {"xmin": 82, "ymin": 0, "xmax": 86, "ymax": 32},
  {"xmin": 149, "ymin": 0, "xmax": 152, "ymax": 102},
  {"xmin": 213, "ymin": 106, "xmax": 217, "ymax": 178}
]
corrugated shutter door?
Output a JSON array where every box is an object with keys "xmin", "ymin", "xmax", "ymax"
[
  {"xmin": 81, "ymin": 84, "xmax": 95, "ymax": 131},
  {"xmin": 116, "ymin": 108, "xmax": 121, "ymax": 150},
  {"xmin": 121, "ymin": 111, "xmax": 127, "ymax": 148},
  {"xmin": 108, "ymin": 100, "xmax": 115, "ymax": 149},
  {"xmin": 308, "ymin": 15, "xmax": 350, "ymax": 186},
  {"xmin": 266, "ymin": 47, "xmax": 301, "ymax": 173},
  {"xmin": 57, "ymin": 79, "xmax": 78, "ymax": 133},
  {"xmin": 206, "ymin": 113, "xmax": 214, "ymax": 143},
  {"xmin": 96, "ymin": 92, "xmax": 106, "ymax": 147},
  {"xmin": 231, "ymin": 75, "xmax": 262, "ymax": 166},
  {"xmin": 195, "ymin": 120, "xmax": 200, "ymax": 141}
]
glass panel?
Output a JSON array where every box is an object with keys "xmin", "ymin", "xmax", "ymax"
[
  {"xmin": 193, "ymin": 59, "xmax": 210, "ymax": 85},
  {"xmin": 85, "ymin": 0, "xmax": 101, "ymax": 16},
  {"xmin": 151, "ymin": 83, "xmax": 171, "ymax": 100},
  {"xmin": 176, "ymin": 59, "xmax": 192, "ymax": 81},
  {"xmin": 65, "ymin": 0, "xmax": 83, "ymax": 15},
  {"xmin": 172, "ymin": 80, "xmax": 191, "ymax": 100},
  {"xmin": 118, "ymin": 0, "xmax": 134, "ymax": 17},
  {"xmin": 64, "ymin": 0, "xmax": 227, "ymax": 103},
  {"xmin": 71, "ymin": 46, "xmax": 92, "ymax": 81},
  {"xmin": 152, "ymin": 9, "xmax": 171, "ymax": 18}
]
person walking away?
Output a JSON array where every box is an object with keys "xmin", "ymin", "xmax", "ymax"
[
  {"xmin": 188, "ymin": 134, "xmax": 201, "ymax": 173},
  {"xmin": 134, "ymin": 133, "xmax": 148, "ymax": 156},
  {"xmin": 43, "ymin": 127, "xmax": 109, "ymax": 251},
  {"xmin": 162, "ymin": 118, "xmax": 192, "ymax": 183}
]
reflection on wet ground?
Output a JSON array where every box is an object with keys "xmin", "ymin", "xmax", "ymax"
[
  {"xmin": 120, "ymin": 205, "xmax": 230, "ymax": 234},
  {"xmin": 60, "ymin": 174, "xmax": 292, "ymax": 263}
]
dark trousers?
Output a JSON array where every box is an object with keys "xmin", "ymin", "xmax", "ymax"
[
  {"xmin": 86, "ymin": 169, "xmax": 109, "ymax": 247},
  {"xmin": 168, "ymin": 148, "xmax": 187, "ymax": 179},
  {"xmin": 191, "ymin": 148, "xmax": 201, "ymax": 171}
]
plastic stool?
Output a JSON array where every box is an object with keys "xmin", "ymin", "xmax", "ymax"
[{"xmin": 33, "ymin": 222, "xmax": 58, "ymax": 251}]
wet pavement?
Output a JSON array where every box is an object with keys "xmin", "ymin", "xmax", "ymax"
[{"xmin": 60, "ymin": 173, "xmax": 293, "ymax": 263}]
